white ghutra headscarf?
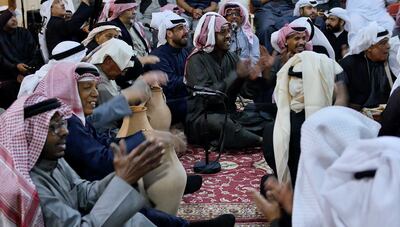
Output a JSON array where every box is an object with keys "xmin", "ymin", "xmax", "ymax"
[
  {"xmin": 293, "ymin": 106, "xmax": 381, "ymax": 227},
  {"xmin": 150, "ymin": 11, "xmax": 188, "ymax": 47}
]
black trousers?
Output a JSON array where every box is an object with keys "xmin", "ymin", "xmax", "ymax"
[{"xmin": 262, "ymin": 110, "xmax": 305, "ymax": 186}]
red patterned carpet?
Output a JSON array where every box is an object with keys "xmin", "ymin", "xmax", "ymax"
[{"xmin": 177, "ymin": 146, "xmax": 273, "ymax": 226}]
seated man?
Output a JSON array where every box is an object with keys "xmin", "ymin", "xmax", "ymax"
[
  {"xmin": 271, "ymin": 17, "xmax": 335, "ymax": 59},
  {"xmin": 177, "ymin": 0, "xmax": 218, "ymax": 31},
  {"xmin": 40, "ymin": 0, "xmax": 93, "ymax": 59},
  {"xmin": 185, "ymin": 12, "xmax": 264, "ymax": 149},
  {"xmin": 263, "ymin": 1, "xmax": 327, "ymax": 53},
  {"xmin": 323, "ymin": 7, "xmax": 349, "ymax": 61},
  {"xmin": 34, "ymin": 62, "xmax": 206, "ymax": 217},
  {"xmin": 265, "ymin": 51, "xmax": 344, "ymax": 185},
  {"xmin": 104, "ymin": 0, "xmax": 155, "ymax": 88},
  {"xmin": 293, "ymin": 0, "xmax": 341, "ymax": 13},
  {"xmin": 136, "ymin": 0, "xmax": 176, "ymax": 46},
  {"xmin": 87, "ymin": 38, "xmax": 159, "ymax": 110},
  {"xmin": 0, "ymin": 94, "xmax": 157, "ymax": 226},
  {"xmin": 262, "ymin": 20, "xmax": 347, "ymax": 181},
  {"xmin": 81, "ymin": 22, "xmax": 121, "ymax": 54},
  {"xmin": 293, "ymin": 0, "xmax": 319, "ymax": 24},
  {"xmin": 219, "ymin": 2, "xmax": 260, "ymax": 68},
  {"xmin": 0, "ymin": 8, "xmax": 42, "ymax": 108},
  {"xmin": 148, "ymin": 11, "xmax": 190, "ymax": 125},
  {"xmin": 260, "ymin": 17, "xmax": 335, "ymax": 104},
  {"xmin": 107, "ymin": 0, "xmax": 151, "ymax": 57},
  {"xmin": 339, "ymin": 22, "xmax": 395, "ymax": 111}
]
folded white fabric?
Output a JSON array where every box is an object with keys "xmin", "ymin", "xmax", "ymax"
[
  {"xmin": 273, "ymin": 51, "xmax": 341, "ymax": 183},
  {"xmin": 88, "ymin": 38, "xmax": 135, "ymax": 70},
  {"xmin": 321, "ymin": 136, "xmax": 400, "ymax": 227},
  {"xmin": 293, "ymin": 106, "xmax": 381, "ymax": 227},
  {"xmin": 347, "ymin": 21, "xmax": 390, "ymax": 55}
]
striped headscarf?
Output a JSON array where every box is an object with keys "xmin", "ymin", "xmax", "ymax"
[
  {"xmin": 218, "ymin": 1, "xmax": 254, "ymax": 45},
  {"xmin": 0, "ymin": 93, "xmax": 71, "ymax": 227},
  {"xmin": 35, "ymin": 62, "xmax": 100, "ymax": 125}
]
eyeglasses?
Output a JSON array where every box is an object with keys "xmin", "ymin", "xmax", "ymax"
[
  {"xmin": 225, "ymin": 12, "xmax": 241, "ymax": 17},
  {"xmin": 49, "ymin": 119, "xmax": 68, "ymax": 136}
]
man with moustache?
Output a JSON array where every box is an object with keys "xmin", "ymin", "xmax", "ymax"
[
  {"xmin": 0, "ymin": 93, "xmax": 159, "ymax": 226},
  {"xmin": 263, "ymin": 0, "xmax": 324, "ymax": 52},
  {"xmin": 340, "ymin": 22, "xmax": 394, "ymax": 111},
  {"xmin": 293, "ymin": 0, "xmax": 324, "ymax": 28},
  {"xmin": 42, "ymin": 0, "xmax": 93, "ymax": 55},
  {"xmin": 219, "ymin": 2, "xmax": 260, "ymax": 68},
  {"xmin": 294, "ymin": 0, "xmax": 318, "ymax": 22},
  {"xmin": 262, "ymin": 22, "xmax": 312, "ymax": 100},
  {"xmin": 148, "ymin": 11, "xmax": 191, "ymax": 125},
  {"xmin": 323, "ymin": 7, "xmax": 349, "ymax": 61},
  {"xmin": 110, "ymin": 0, "xmax": 151, "ymax": 57},
  {"xmin": 185, "ymin": 12, "xmax": 264, "ymax": 149}
]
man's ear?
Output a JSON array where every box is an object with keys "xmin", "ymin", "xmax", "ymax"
[
  {"xmin": 340, "ymin": 19, "xmax": 345, "ymax": 27},
  {"xmin": 166, "ymin": 30, "xmax": 174, "ymax": 39}
]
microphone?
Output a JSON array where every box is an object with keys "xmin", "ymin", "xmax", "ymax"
[
  {"xmin": 193, "ymin": 85, "xmax": 222, "ymax": 94},
  {"xmin": 231, "ymin": 22, "xmax": 238, "ymax": 33},
  {"xmin": 186, "ymin": 85, "xmax": 227, "ymax": 97},
  {"xmin": 193, "ymin": 91, "xmax": 219, "ymax": 96}
]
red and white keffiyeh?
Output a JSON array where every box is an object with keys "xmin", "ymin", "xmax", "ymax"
[
  {"xmin": 218, "ymin": 1, "xmax": 254, "ymax": 45},
  {"xmin": 184, "ymin": 12, "xmax": 229, "ymax": 78},
  {"xmin": 35, "ymin": 62, "xmax": 99, "ymax": 125},
  {"xmin": 192, "ymin": 12, "xmax": 229, "ymax": 53},
  {"xmin": 0, "ymin": 93, "xmax": 71, "ymax": 227},
  {"xmin": 99, "ymin": 0, "xmax": 138, "ymax": 22}
]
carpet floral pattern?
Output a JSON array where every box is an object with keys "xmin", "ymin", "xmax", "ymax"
[{"xmin": 178, "ymin": 146, "xmax": 273, "ymax": 226}]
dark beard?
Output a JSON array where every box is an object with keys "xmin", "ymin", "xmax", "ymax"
[
  {"xmin": 171, "ymin": 36, "xmax": 188, "ymax": 48},
  {"xmin": 327, "ymin": 25, "xmax": 342, "ymax": 33}
]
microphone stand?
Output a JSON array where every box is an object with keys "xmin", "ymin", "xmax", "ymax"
[
  {"xmin": 232, "ymin": 23, "xmax": 241, "ymax": 56},
  {"xmin": 191, "ymin": 89, "xmax": 227, "ymax": 174},
  {"xmin": 234, "ymin": 30, "xmax": 240, "ymax": 55}
]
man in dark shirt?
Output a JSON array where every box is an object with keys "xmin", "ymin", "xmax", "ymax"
[
  {"xmin": 0, "ymin": 9, "xmax": 42, "ymax": 108},
  {"xmin": 149, "ymin": 11, "xmax": 190, "ymax": 125},
  {"xmin": 339, "ymin": 23, "xmax": 394, "ymax": 111},
  {"xmin": 185, "ymin": 13, "xmax": 263, "ymax": 149},
  {"xmin": 323, "ymin": 7, "xmax": 349, "ymax": 61},
  {"xmin": 110, "ymin": 0, "xmax": 150, "ymax": 57},
  {"xmin": 44, "ymin": 0, "xmax": 93, "ymax": 54}
]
